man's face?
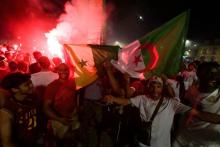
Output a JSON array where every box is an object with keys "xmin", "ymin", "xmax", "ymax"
[
  {"xmin": 57, "ymin": 64, "xmax": 70, "ymax": 80},
  {"xmin": 148, "ymin": 82, "xmax": 163, "ymax": 99},
  {"xmin": 17, "ymin": 80, "xmax": 34, "ymax": 95},
  {"xmin": 210, "ymin": 67, "xmax": 220, "ymax": 87}
]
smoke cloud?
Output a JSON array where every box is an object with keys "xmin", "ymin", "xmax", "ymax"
[
  {"xmin": 46, "ymin": 0, "xmax": 106, "ymax": 57},
  {"xmin": 0, "ymin": 0, "xmax": 67, "ymax": 51}
]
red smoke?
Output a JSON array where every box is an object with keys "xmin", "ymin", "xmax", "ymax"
[
  {"xmin": 0, "ymin": 0, "xmax": 66, "ymax": 52},
  {"xmin": 46, "ymin": 0, "xmax": 106, "ymax": 58},
  {"xmin": 0, "ymin": 0, "xmax": 106, "ymax": 58}
]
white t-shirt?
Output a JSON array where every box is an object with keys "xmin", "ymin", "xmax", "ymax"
[
  {"xmin": 166, "ymin": 79, "xmax": 180, "ymax": 99},
  {"xmin": 180, "ymin": 70, "xmax": 198, "ymax": 90},
  {"xmin": 31, "ymin": 71, "xmax": 59, "ymax": 87},
  {"xmin": 173, "ymin": 88, "xmax": 220, "ymax": 147},
  {"xmin": 130, "ymin": 95, "xmax": 191, "ymax": 147}
]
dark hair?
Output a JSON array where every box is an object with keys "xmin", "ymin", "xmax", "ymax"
[
  {"xmin": 55, "ymin": 63, "xmax": 69, "ymax": 71},
  {"xmin": 8, "ymin": 61, "xmax": 18, "ymax": 72},
  {"xmin": 52, "ymin": 57, "xmax": 62, "ymax": 66},
  {"xmin": 0, "ymin": 56, "xmax": 5, "ymax": 62},
  {"xmin": 1, "ymin": 72, "xmax": 31, "ymax": 90},
  {"xmin": 38, "ymin": 56, "xmax": 50, "ymax": 69},
  {"xmin": 33, "ymin": 51, "xmax": 42, "ymax": 61},
  {"xmin": 197, "ymin": 62, "xmax": 220, "ymax": 92},
  {"xmin": 29, "ymin": 63, "xmax": 41, "ymax": 74},
  {"xmin": 17, "ymin": 61, "xmax": 28, "ymax": 73}
]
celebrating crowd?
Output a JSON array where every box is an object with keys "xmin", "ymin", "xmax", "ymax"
[{"xmin": 0, "ymin": 43, "xmax": 220, "ymax": 147}]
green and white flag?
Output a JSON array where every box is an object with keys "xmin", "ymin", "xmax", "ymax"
[{"xmin": 111, "ymin": 11, "xmax": 189, "ymax": 79}]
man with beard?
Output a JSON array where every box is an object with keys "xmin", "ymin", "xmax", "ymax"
[
  {"xmin": 0, "ymin": 73, "xmax": 44, "ymax": 147},
  {"xmin": 105, "ymin": 75, "xmax": 220, "ymax": 147}
]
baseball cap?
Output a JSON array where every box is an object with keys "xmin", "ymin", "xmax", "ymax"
[{"xmin": 148, "ymin": 75, "xmax": 163, "ymax": 86}]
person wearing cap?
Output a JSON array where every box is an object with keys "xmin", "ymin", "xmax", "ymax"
[
  {"xmin": 0, "ymin": 72, "xmax": 44, "ymax": 147},
  {"xmin": 104, "ymin": 75, "xmax": 220, "ymax": 147}
]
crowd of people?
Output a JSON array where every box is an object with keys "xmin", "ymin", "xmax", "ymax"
[{"xmin": 0, "ymin": 43, "xmax": 220, "ymax": 147}]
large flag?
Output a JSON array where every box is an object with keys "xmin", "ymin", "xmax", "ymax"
[
  {"xmin": 111, "ymin": 11, "xmax": 189, "ymax": 79},
  {"xmin": 63, "ymin": 44, "xmax": 119, "ymax": 89}
]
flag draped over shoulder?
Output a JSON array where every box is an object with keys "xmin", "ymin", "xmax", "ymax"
[
  {"xmin": 63, "ymin": 44, "xmax": 119, "ymax": 89},
  {"xmin": 111, "ymin": 11, "xmax": 189, "ymax": 79}
]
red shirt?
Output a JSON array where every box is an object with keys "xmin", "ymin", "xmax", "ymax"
[{"xmin": 44, "ymin": 79, "xmax": 76, "ymax": 118}]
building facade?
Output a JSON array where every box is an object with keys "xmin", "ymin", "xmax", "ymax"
[{"xmin": 194, "ymin": 44, "xmax": 220, "ymax": 63}]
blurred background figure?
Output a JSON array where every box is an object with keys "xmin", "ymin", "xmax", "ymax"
[
  {"xmin": 8, "ymin": 61, "xmax": 18, "ymax": 73},
  {"xmin": 33, "ymin": 51, "xmax": 43, "ymax": 63},
  {"xmin": 52, "ymin": 57, "xmax": 62, "ymax": 67}
]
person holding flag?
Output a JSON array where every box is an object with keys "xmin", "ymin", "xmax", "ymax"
[
  {"xmin": 104, "ymin": 75, "xmax": 220, "ymax": 147},
  {"xmin": 111, "ymin": 11, "xmax": 189, "ymax": 80}
]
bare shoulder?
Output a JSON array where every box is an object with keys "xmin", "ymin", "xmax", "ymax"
[
  {"xmin": 0, "ymin": 89, "xmax": 10, "ymax": 108},
  {"xmin": 0, "ymin": 108, "xmax": 13, "ymax": 123}
]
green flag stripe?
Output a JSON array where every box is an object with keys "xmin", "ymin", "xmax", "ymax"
[
  {"xmin": 139, "ymin": 11, "xmax": 189, "ymax": 77},
  {"xmin": 90, "ymin": 45, "xmax": 119, "ymax": 75},
  {"xmin": 155, "ymin": 18, "xmax": 186, "ymax": 73},
  {"xmin": 162, "ymin": 12, "xmax": 189, "ymax": 76},
  {"xmin": 139, "ymin": 11, "xmax": 188, "ymax": 44}
]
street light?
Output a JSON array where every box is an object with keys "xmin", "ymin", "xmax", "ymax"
[
  {"xmin": 114, "ymin": 41, "xmax": 124, "ymax": 47},
  {"xmin": 138, "ymin": 15, "xmax": 144, "ymax": 21},
  {"xmin": 185, "ymin": 40, "xmax": 191, "ymax": 47}
]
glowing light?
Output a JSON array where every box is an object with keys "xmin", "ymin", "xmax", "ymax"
[
  {"xmin": 41, "ymin": 50, "xmax": 45, "ymax": 54},
  {"xmin": 114, "ymin": 41, "xmax": 120, "ymax": 45},
  {"xmin": 45, "ymin": 32, "xmax": 63, "ymax": 59},
  {"xmin": 184, "ymin": 51, "xmax": 190, "ymax": 56},
  {"xmin": 185, "ymin": 40, "xmax": 191, "ymax": 47},
  {"xmin": 13, "ymin": 44, "xmax": 19, "ymax": 50},
  {"xmin": 1, "ymin": 47, "xmax": 7, "ymax": 52},
  {"xmin": 138, "ymin": 15, "xmax": 144, "ymax": 21},
  {"xmin": 45, "ymin": 0, "xmax": 105, "ymax": 59},
  {"xmin": 114, "ymin": 41, "xmax": 124, "ymax": 47}
]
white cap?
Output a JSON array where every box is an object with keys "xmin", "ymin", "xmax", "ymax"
[{"xmin": 148, "ymin": 76, "xmax": 163, "ymax": 86}]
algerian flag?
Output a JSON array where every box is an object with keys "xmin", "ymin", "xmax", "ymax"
[
  {"xmin": 111, "ymin": 11, "xmax": 189, "ymax": 79},
  {"xmin": 64, "ymin": 44, "xmax": 118, "ymax": 89}
]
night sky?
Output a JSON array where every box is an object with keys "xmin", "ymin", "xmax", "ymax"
[
  {"xmin": 0, "ymin": 0, "xmax": 219, "ymax": 44},
  {"xmin": 106, "ymin": 0, "xmax": 220, "ymax": 43}
]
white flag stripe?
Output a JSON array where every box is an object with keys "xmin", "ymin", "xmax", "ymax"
[
  {"xmin": 111, "ymin": 40, "xmax": 145, "ymax": 79},
  {"xmin": 119, "ymin": 40, "xmax": 141, "ymax": 65}
]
